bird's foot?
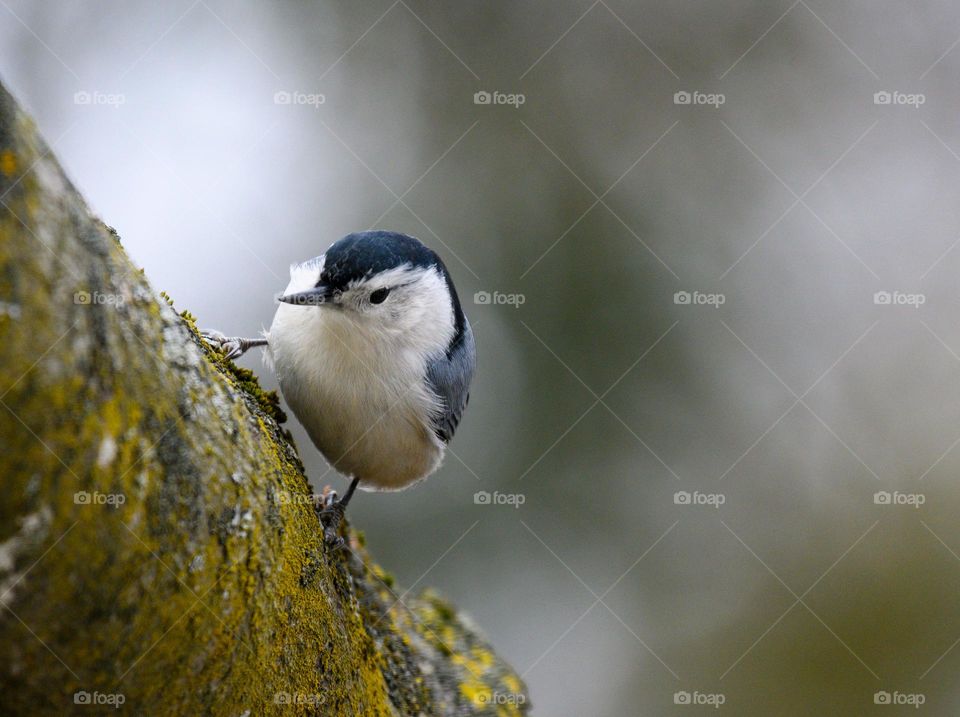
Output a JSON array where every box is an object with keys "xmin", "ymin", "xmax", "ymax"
[
  {"xmin": 316, "ymin": 487, "xmax": 347, "ymax": 550},
  {"xmin": 200, "ymin": 329, "xmax": 267, "ymax": 361}
]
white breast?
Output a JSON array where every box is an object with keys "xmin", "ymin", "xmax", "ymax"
[{"xmin": 266, "ymin": 303, "xmax": 445, "ymax": 491}]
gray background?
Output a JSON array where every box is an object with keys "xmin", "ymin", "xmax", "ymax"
[{"xmin": 5, "ymin": 1, "xmax": 960, "ymax": 714}]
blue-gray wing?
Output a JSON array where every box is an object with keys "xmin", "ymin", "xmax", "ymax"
[{"xmin": 426, "ymin": 319, "xmax": 476, "ymax": 443}]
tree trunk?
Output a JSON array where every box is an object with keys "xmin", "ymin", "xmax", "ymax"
[{"xmin": 0, "ymin": 80, "xmax": 528, "ymax": 717}]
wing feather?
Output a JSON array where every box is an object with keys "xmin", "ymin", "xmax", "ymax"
[{"xmin": 425, "ymin": 319, "xmax": 475, "ymax": 443}]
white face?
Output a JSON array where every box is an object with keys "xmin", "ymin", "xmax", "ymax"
[{"xmin": 283, "ymin": 257, "xmax": 456, "ymax": 356}]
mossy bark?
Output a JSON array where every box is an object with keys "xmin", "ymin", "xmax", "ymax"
[{"xmin": 0, "ymin": 81, "xmax": 528, "ymax": 717}]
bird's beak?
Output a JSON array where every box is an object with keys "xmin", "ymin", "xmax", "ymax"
[{"xmin": 278, "ymin": 284, "xmax": 336, "ymax": 306}]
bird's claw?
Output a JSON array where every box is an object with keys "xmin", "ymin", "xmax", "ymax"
[
  {"xmin": 316, "ymin": 489, "xmax": 347, "ymax": 550},
  {"xmin": 200, "ymin": 329, "xmax": 246, "ymax": 361}
]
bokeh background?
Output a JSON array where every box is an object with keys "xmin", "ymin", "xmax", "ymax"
[{"xmin": 5, "ymin": 1, "xmax": 960, "ymax": 713}]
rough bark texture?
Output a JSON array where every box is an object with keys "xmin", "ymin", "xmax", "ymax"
[{"xmin": 0, "ymin": 81, "xmax": 528, "ymax": 716}]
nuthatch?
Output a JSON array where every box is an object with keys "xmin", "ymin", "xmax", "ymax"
[{"xmin": 203, "ymin": 231, "xmax": 475, "ymax": 547}]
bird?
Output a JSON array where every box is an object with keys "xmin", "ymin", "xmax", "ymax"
[{"xmin": 202, "ymin": 230, "xmax": 475, "ymax": 547}]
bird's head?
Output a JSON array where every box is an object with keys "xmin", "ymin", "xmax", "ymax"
[{"xmin": 278, "ymin": 231, "xmax": 466, "ymax": 352}]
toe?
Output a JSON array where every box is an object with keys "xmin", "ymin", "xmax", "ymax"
[{"xmin": 200, "ymin": 329, "xmax": 226, "ymax": 342}]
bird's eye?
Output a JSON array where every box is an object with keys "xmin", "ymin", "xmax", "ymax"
[{"xmin": 369, "ymin": 287, "xmax": 390, "ymax": 304}]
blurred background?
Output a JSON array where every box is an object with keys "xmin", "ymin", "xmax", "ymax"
[{"xmin": 5, "ymin": 1, "xmax": 960, "ymax": 713}]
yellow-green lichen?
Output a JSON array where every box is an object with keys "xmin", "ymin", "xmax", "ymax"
[{"xmin": 0, "ymin": 149, "xmax": 16, "ymax": 177}]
